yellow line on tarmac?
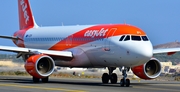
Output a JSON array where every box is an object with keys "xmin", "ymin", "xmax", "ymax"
[
  {"xmin": 0, "ymin": 83, "xmax": 86, "ymax": 92},
  {"xmin": 133, "ymin": 86, "xmax": 179, "ymax": 92}
]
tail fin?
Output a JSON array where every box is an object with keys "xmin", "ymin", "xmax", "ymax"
[{"xmin": 18, "ymin": 0, "xmax": 38, "ymax": 30}]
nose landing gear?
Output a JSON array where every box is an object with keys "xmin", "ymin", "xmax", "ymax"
[{"xmin": 119, "ymin": 67, "xmax": 130, "ymax": 87}]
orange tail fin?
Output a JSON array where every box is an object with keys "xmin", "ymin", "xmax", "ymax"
[{"xmin": 18, "ymin": 0, "xmax": 38, "ymax": 30}]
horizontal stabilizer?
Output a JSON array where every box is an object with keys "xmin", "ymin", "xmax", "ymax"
[{"xmin": 0, "ymin": 35, "xmax": 19, "ymax": 40}]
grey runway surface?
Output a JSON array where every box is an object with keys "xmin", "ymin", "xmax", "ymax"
[{"xmin": 0, "ymin": 76, "xmax": 179, "ymax": 92}]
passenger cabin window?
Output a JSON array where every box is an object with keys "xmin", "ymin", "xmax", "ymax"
[
  {"xmin": 141, "ymin": 36, "xmax": 149, "ymax": 41},
  {"xmin": 124, "ymin": 35, "xmax": 130, "ymax": 41},
  {"xmin": 131, "ymin": 35, "xmax": 141, "ymax": 41},
  {"xmin": 119, "ymin": 35, "xmax": 125, "ymax": 41}
]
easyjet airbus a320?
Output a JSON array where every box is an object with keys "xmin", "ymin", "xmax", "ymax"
[{"xmin": 0, "ymin": 0, "xmax": 180, "ymax": 87}]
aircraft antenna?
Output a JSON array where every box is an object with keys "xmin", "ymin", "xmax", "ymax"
[{"xmin": 124, "ymin": 20, "xmax": 126, "ymax": 24}]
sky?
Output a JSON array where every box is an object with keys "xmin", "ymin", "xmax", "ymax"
[{"xmin": 0, "ymin": 0, "xmax": 180, "ymax": 48}]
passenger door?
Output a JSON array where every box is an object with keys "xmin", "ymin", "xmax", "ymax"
[{"xmin": 104, "ymin": 28, "xmax": 117, "ymax": 51}]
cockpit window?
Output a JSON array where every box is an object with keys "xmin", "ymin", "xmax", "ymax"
[
  {"xmin": 131, "ymin": 35, "xmax": 141, "ymax": 41},
  {"xmin": 119, "ymin": 35, "xmax": 125, "ymax": 41},
  {"xmin": 141, "ymin": 36, "xmax": 149, "ymax": 41},
  {"xmin": 124, "ymin": 35, "xmax": 130, "ymax": 41}
]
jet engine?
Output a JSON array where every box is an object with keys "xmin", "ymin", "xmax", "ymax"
[
  {"xmin": 131, "ymin": 58, "xmax": 161, "ymax": 79},
  {"xmin": 24, "ymin": 54, "xmax": 55, "ymax": 78}
]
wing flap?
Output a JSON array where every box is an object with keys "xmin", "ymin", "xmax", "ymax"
[
  {"xmin": 0, "ymin": 46, "xmax": 29, "ymax": 52},
  {"xmin": 0, "ymin": 45, "xmax": 72, "ymax": 57}
]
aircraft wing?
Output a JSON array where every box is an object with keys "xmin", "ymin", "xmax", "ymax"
[
  {"xmin": 0, "ymin": 45, "xmax": 72, "ymax": 57},
  {"xmin": 153, "ymin": 48, "xmax": 180, "ymax": 55}
]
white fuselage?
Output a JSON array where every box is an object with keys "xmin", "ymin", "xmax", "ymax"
[{"xmin": 19, "ymin": 25, "xmax": 153, "ymax": 68}]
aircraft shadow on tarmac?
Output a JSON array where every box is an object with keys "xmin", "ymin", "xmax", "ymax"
[{"xmin": 0, "ymin": 78, "xmax": 180, "ymax": 88}]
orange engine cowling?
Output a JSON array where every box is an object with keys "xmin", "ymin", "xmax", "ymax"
[
  {"xmin": 24, "ymin": 54, "xmax": 55, "ymax": 78},
  {"xmin": 131, "ymin": 58, "xmax": 161, "ymax": 79}
]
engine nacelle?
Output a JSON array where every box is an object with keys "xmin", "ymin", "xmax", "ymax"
[
  {"xmin": 24, "ymin": 54, "xmax": 55, "ymax": 78},
  {"xmin": 131, "ymin": 58, "xmax": 161, "ymax": 79}
]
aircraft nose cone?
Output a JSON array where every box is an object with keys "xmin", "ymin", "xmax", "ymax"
[
  {"xmin": 141, "ymin": 45, "xmax": 153, "ymax": 58},
  {"xmin": 136, "ymin": 42, "xmax": 153, "ymax": 63}
]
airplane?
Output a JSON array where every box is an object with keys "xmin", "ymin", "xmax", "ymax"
[{"xmin": 0, "ymin": 0, "xmax": 180, "ymax": 87}]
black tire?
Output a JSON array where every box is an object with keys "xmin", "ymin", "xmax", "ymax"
[
  {"xmin": 110, "ymin": 73, "xmax": 117, "ymax": 84},
  {"xmin": 102, "ymin": 73, "xmax": 109, "ymax": 83},
  {"xmin": 125, "ymin": 79, "xmax": 130, "ymax": 87},
  {"xmin": 33, "ymin": 77, "xmax": 40, "ymax": 83},
  {"xmin": 120, "ymin": 79, "xmax": 124, "ymax": 87},
  {"xmin": 42, "ymin": 77, "xmax": 49, "ymax": 83}
]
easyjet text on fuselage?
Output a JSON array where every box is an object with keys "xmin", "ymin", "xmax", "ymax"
[{"xmin": 84, "ymin": 28, "xmax": 108, "ymax": 38}]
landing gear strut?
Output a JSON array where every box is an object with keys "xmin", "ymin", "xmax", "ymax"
[
  {"xmin": 119, "ymin": 67, "xmax": 130, "ymax": 87},
  {"xmin": 102, "ymin": 67, "xmax": 117, "ymax": 84}
]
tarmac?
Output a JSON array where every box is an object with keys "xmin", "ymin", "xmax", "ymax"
[{"xmin": 0, "ymin": 76, "xmax": 179, "ymax": 92}]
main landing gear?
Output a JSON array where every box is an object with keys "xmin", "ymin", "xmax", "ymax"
[
  {"xmin": 102, "ymin": 67, "xmax": 117, "ymax": 84},
  {"xmin": 33, "ymin": 76, "xmax": 49, "ymax": 83},
  {"xmin": 101, "ymin": 67, "xmax": 130, "ymax": 87}
]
